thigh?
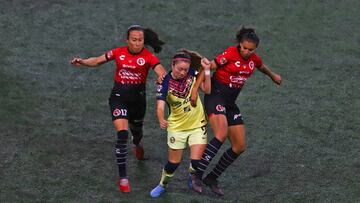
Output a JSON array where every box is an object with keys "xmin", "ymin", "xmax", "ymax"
[
  {"xmin": 168, "ymin": 148, "xmax": 183, "ymax": 163},
  {"xmin": 208, "ymin": 114, "xmax": 228, "ymax": 142},
  {"xmin": 228, "ymin": 124, "xmax": 246, "ymax": 154},
  {"xmin": 188, "ymin": 127, "xmax": 207, "ymax": 160},
  {"xmin": 167, "ymin": 131, "xmax": 188, "ymax": 150}
]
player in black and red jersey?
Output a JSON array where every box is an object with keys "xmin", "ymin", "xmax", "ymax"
[
  {"xmin": 190, "ymin": 26, "xmax": 282, "ymax": 196},
  {"xmin": 70, "ymin": 25, "xmax": 167, "ymax": 193}
]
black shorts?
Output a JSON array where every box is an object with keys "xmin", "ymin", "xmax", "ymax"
[
  {"xmin": 108, "ymin": 83, "xmax": 146, "ymax": 122},
  {"xmin": 204, "ymin": 79, "xmax": 244, "ymax": 126}
]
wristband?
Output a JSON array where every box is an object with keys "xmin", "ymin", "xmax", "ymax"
[{"xmin": 204, "ymin": 69, "xmax": 211, "ymax": 76}]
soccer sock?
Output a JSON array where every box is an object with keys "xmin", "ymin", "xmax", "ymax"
[
  {"xmin": 207, "ymin": 148, "xmax": 240, "ymax": 179},
  {"xmin": 196, "ymin": 137, "xmax": 223, "ymax": 179},
  {"xmin": 189, "ymin": 159, "xmax": 200, "ymax": 174},
  {"xmin": 159, "ymin": 161, "xmax": 179, "ymax": 186},
  {"xmin": 115, "ymin": 130, "xmax": 129, "ymax": 178},
  {"xmin": 129, "ymin": 120, "xmax": 143, "ymax": 146}
]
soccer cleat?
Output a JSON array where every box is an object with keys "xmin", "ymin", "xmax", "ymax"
[
  {"xmin": 150, "ymin": 184, "xmax": 165, "ymax": 198},
  {"xmin": 118, "ymin": 178, "xmax": 131, "ymax": 193},
  {"xmin": 203, "ymin": 175, "xmax": 224, "ymax": 196},
  {"xmin": 188, "ymin": 174, "xmax": 202, "ymax": 194},
  {"xmin": 131, "ymin": 143, "xmax": 144, "ymax": 160}
]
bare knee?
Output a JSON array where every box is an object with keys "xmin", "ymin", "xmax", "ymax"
[{"xmin": 232, "ymin": 143, "xmax": 246, "ymax": 155}]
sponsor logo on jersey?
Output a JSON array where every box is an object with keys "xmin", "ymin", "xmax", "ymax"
[
  {"xmin": 216, "ymin": 104, "xmax": 226, "ymax": 112},
  {"xmin": 249, "ymin": 61, "xmax": 254, "ymax": 70},
  {"xmin": 137, "ymin": 58, "xmax": 145, "ymax": 66},
  {"xmin": 235, "ymin": 61, "xmax": 241, "ymax": 67}
]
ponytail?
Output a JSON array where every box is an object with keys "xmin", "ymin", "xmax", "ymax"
[{"xmin": 126, "ymin": 25, "xmax": 165, "ymax": 53}]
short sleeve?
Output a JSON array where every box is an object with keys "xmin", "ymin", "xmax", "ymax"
[
  {"xmin": 156, "ymin": 75, "xmax": 170, "ymax": 100},
  {"xmin": 253, "ymin": 54, "xmax": 263, "ymax": 68},
  {"xmin": 148, "ymin": 53, "xmax": 160, "ymax": 69},
  {"xmin": 105, "ymin": 49, "xmax": 116, "ymax": 61},
  {"xmin": 214, "ymin": 47, "xmax": 233, "ymax": 67}
]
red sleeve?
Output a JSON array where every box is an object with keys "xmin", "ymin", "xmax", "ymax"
[
  {"xmin": 105, "ymin": 49, "xmax": 116, "ymax": 61},
  {"xmin": 148, "ymin": 53, "xmax": 160, "ymax": 69},
  {"xmin": 253, "ymin": 54, "xmax": 263, "ymax": 68},
  {"xmin": 214, "ymin": 47, "xmax": 233, "ymax": 67}
]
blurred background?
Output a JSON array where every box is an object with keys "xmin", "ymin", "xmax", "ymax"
[{"xmin": 0, "ymin": 0, "xmax": 359, "ymax": 202}]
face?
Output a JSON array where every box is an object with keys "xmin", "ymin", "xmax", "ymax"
[
  {"xmin": 171, "ymin": 61, "xmax": 190, "ymax": 80},
  {"xmin": 239, "ymin": 40, "xmax": 257, "ymax": 59},
  {"xmin": 127, "ymin": 30, "xmax": 144, "ymax": 54}
]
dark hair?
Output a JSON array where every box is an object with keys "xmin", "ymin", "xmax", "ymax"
[
  {"xmin": 171, "ymin": 51, "xmax": 191, "ymax": 65},
  {"xmin": 236, "ymin": 26, "xmax": 260, "ymax": 47},
  {"xmin": 127, "ymin": 25, "xmax": 165, "ymax": 53}
]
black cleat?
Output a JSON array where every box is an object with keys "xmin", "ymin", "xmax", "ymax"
[
  {"xmin": 203, "ymin": 175, "xmax": 224, "ymax": 196},
  {"xmin": 189, "ymin": 174, "xmax": 203, "ymax": 194}
]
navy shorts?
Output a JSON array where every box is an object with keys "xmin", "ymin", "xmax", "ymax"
[
  {"xmin": 108, "ymin": 83, "xmax": 146, "ymax": 123},
  {"xmin": 204, "ymin": 80, "xmax": 244, "ymax": 126}
]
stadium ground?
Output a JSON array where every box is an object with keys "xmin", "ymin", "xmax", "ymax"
[{"xmin": 0, "ymin": 0, "xmax": 359, "ymax": 202}]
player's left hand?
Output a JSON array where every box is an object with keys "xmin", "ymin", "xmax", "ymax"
[
  {"xmin": 156, "ymin": 74, "xmax": 165, "ymax": 84},
  {"xmin": 272, "ymin": 74, "xmax": 282, "ymax": 85},
  {"xmin": 190, "ymin": 88, "xmax": 198, "ymax": 107}
]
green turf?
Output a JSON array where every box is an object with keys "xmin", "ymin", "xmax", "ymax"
[{"xmin": 0, "ymin": 0, "xmax": 359, "ymax": 202}]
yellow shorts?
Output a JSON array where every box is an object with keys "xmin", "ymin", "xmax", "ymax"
[{"xmin": 167, "ymin": 126, "xmax": 208, "ymax": 149}]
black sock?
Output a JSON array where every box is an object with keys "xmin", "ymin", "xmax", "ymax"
[
  {"xmin": 196, "ymin": 137, "xmax": 223, "ymax": 179},
  {"xmin": 207, "ymin": 148, "xmax": 239, "ymax": 179},
  {"xmin": 115, "ymin": 130, "xmax": 128, "ymax": 178},
  {"xmin": 130, "ymin": 121, "xmax": 143, "ymax": 146}
]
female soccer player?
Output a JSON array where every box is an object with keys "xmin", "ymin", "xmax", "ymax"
[
  {"xmin": 70, "ymin": 25, "xmax": 167, "ymax": 193},
  {"xmin": 150, "ymin": 51, "xmax": 211, "ymax": 198},
  {"xmin": 191, "ymin": 26, "xmax": 282, "ymax": 196}
]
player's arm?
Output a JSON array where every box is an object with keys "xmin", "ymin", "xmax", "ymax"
[
  {"xmin": 153, "ymin": 64, "xmax": 167, "ymax": 84},
  {"xmin": 199, "ymin": 58, "xmax": 211, "ymax": 94},
  {"xmin": 257, "ymin": 64, "xmax": 282, "ymax": 85},
  {"xmin": 70, "ymin": 54, "xmax": 108, "ymax": 68},
  {"xmin": 190, "ymin": 60, "xmax": 217, "ymax": 107},
  {"xmin": 156, "ymin": 100, "xmax": 168, "ymax": 129}
]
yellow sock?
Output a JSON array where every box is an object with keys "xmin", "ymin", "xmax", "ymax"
[{"xmin": 159, "ymin": 169, "xmax": 174, "ymax": 187}]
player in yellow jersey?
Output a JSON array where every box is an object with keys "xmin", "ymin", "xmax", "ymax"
[{"xmin": 150, "ymin": 51, "xmax": 211, "ymax": 197}]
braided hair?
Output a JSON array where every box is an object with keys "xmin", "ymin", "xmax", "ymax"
[
  {"xmin": 236, "ymin": 26, "xmax": 260, "ymax": 47},
  {"xmin": 127, "ymin": 25, "xmax": 165, "ymax": 53}
]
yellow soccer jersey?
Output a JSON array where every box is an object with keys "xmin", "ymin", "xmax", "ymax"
[{"xmin": 156, "ymin": 68, "xmax": 207, "ymax": 132}]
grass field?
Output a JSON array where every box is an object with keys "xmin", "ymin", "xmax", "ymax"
[{"xmin": 0, "ymin": 0, "xmax": 359, "ymax": 202}]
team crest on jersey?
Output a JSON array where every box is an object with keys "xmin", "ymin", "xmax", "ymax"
[
  {"xmin": 170, "ymin": 137, "xmax": 175, "ymax": 143},
  {"xmin": 220, "ymin": 57, "xmax": 227, "ymax": 65},
  {"xmin": 113, "ymin": 109, "xmax": 121, "ymax": 117},
  {"xmin": 137, "ymin": 58, "xmax": 145, "ymax": 66},
  {"xmin": 249, "ymin": 61, "xmax": 254, "ymax": 70},
  {"xmin": 216, "ymin": 104, "xmax": 226, "ymax": 112}
]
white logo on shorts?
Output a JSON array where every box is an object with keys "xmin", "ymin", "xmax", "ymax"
[{"xmin": 234, "ymin": 113, "xmax": 242, "ymax": 120}]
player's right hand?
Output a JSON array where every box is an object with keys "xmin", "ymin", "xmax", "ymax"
[
  {"xmin": 190, "ymin": 88, "xmax": 198, "ymax": 107},
  {"xmin": 159, "ymin": 119, "xmax": 168, "ymax": 129},
  {"xmin": 70, "ymin": 58, "xmax": 83, "ymax": 66}
]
